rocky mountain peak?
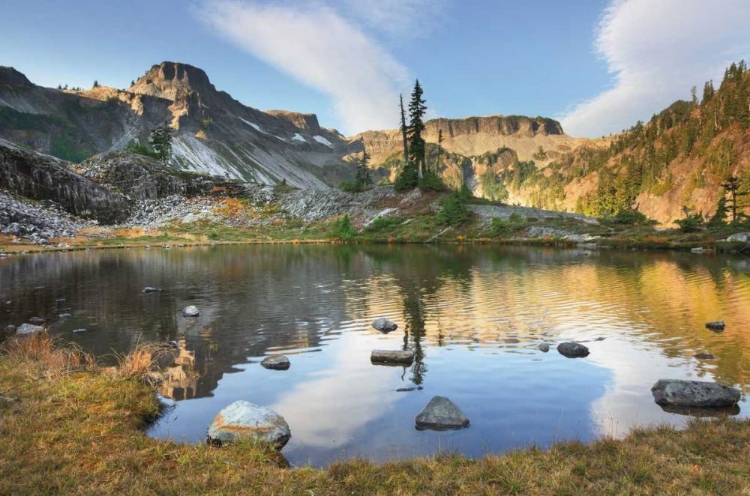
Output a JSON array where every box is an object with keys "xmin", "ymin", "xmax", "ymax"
[
  {"xmin": 130, "ymin": 61, "xmax": 216, "ymax": 102},
  {"xmin": 425, "ymin": 115, "xmax": 565, "ymax": 139},
  {"xmin": 0, "ymin": 66, "xmax": 34, "ymax": 89},
  {"xmin": 266, "ymin": 110, "xmax": 322, "ymax": 132}
]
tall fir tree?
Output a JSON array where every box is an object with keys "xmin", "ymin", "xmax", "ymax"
[
  {"xmin": 149, "ymin": 122, "xmax": 174, "ymax": 164},
  {"xmin": 407, "ymin": 79, "xmax": 427, "ymax": 179},
  {"xmin": 355, "ymin": 149, "xmax": 372, "ymax": 190}
]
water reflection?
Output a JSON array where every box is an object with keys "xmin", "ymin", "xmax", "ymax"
[{"xmin": 1, "ymin": 245, "xmax": 749, "ymax": 466}]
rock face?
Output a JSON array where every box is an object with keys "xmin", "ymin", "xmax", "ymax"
[
  {"xmin": 371, "ymin": 350, "xmax": 414, "ymax": 365},
  {"xmin": 557, "ymin": 342, "xmax": 590, "ymax": 358},
  {"xmin": 415, "ymin": 396, "xmax": 470, "ymax": 431},
  {"xmin": 261, "ymin": 355, "xmax": 290, "ymax": 370},
  {"xmin": 705, "ymin": 321, "xmax": 725, "ymax": 331},
  {"xmin": 182, "ymin": 305, "xmax": 200, "ymax": 317},
  {"xmin": 207, "ymin": 400, "xmax": 291, "ymax": 448},
  {"xmin": 651, "ymin": 379, "xmax": 741, "ymax": 407},
  {"xmin": 16, "ymin": 323, "xmax": 44, "ymax": 335},
  {"xmin": 0, "ymin": 140, "xmax": 132, "ymax": 224},
  {"xmin": 371, "ymin": 318, "xmax": 398, "ymax": 333}
]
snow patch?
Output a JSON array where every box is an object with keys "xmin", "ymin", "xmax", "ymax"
[
  {"xmin": 313, "ymin": 135, "xmax": 333, "ymax": 148},
  {"xmin": 239, "ymin": 117, "xmax": 268, "ymax": 134},
  {"xmin": 292, "ymin": 133, "xmax": 306, "ymax": 143}
]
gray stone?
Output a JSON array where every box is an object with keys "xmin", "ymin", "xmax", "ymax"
[
  {"xmin": 694, "ymin": 353, "xmax": 715, "ymax": 360},
  {"xmin": 28, "ymin": 317, "xmax": 46, "ymax": 325},
  {"xmin": 651, "ymin": 379, "xmax": 741, "ymax": 407},
  {"xmin": 371, "ymin": 318, "xmax": 398, "ymax": 333},
  {"xmin": 538, "ymin": 343, "xmax": 550, "ymax": 352},
  {"xmin": 415, "ymin": 396, "xmax": 470, "ymax": 431},
  {"xmin": 16, "ymin": 323, "xmax": 44, "ymax": 335},
  {"xmin": 371, "ymin": 350, "xmax": 414, "ymax": 365},
  {"xmin": 182, "ymin": 305, "xmax": 200, "ymax": 317},
  {"xmin": 207, "ymin": 400, "xmax": 291, "ymax": 448},
  {"xmin": 261, "ymin": 355, "xmax": 290, "ymax": 370},
  {"xmin": 3, "ymin": 325, "xmax": 16, "ymax": 336},
  {"xmin": 59, "ymin": 313, "xmax": 72, "ymax": 318},
  {"xmin": 727, "ymin": 232, "xmax": 750, "ymax": 243},
  {"xmin": 557, "ymin": 342, "xmax": 590, "ymax": 358},
  {"xmin": 143, "ymin": 287, "xmax": 162, "ymax": 293},
  {"xmin": 72, "ymin": 328, "xmax": 87, "ymax": 334},
  {"xmin": 705, "ymin": 321, "xmax": 725, "ymax": 331}
]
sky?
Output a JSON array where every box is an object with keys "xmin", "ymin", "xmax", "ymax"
[{"xmin": 2, "ymin": 0, "xmax": 750, "ymax": 137}]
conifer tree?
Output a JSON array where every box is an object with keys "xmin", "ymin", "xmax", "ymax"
[
  {"xmin": 149, "ymin": 122, "xmax": 174, "ymax": 164},
  {"xmin": 355, "ymin": 149, "xmax": 372, "ymax": 190},
  {"xmin": 407, "ymin": 79, "xmax": 427, "ymax": 179}
]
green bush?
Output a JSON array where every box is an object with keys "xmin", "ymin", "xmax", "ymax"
[
  {"xmin": 331, "ymin": 214, "xmax": 356, "ymax": 240},
  {"xmin": 489, "ymin": 213, "xmax": 527, "ymax": 237},
  {"xmin": 437, "ymin": 191, "xmax": 469, "ymax": 226},
  {"xmin": 418, "ymin": 170, "xmax": 445, "ymax": 192},
  {"xmin": 612, "ymin": 210, "xmax": 652, "ymax": 226},
  {"xmin": 675, "ymin": 213, "xmax": 704, "ymax": 233},
  {"xmin": 367, "ymin": 216, "xmax": 402, "ymax": 231}
]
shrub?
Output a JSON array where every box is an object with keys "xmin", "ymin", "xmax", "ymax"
[
  {"xmin": 437, "ymin": 191, "xmax": 469, "ymax": 226},
  {"xmin": 489, "ymin": 213, "xmax": 527, "ymax": 236},
  {"xmin": 331, "ymin": 214, "xmax": 356, "ymax": 240},
  {"xmin": 418, "ymin": 170, "xmax": 445, "ymax": 192},
  {"xmin": 675, "ymin": 213, "xmax": 704, "ymax": 232},
  {"xmin": 612, "ymin": 210, "xmax": 652, "ymax": 226}
]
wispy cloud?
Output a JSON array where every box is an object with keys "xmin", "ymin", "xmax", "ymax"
[
  {"xmin": 562, "ymin": 0, "xmax": 750, "ymax": 137},
  {"xmin": 335, "ymin": 0, "xmax": 447, "ymax": 40},
  {"xmin": 196, "ymin": 0, "xmax": 439, "ymax": 134}
]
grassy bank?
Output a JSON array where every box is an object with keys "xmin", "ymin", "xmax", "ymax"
[{"xmin": 1, "ymin": 334, "xmax": 749, "ymax": 494}]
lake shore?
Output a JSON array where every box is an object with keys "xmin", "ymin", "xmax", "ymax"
[{"xmin": 1, "ymin": 333, "xmax": 748, "ymax": 494}]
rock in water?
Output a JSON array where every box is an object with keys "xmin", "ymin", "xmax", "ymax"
[
  {"xmin": 182, "ymin": 305, "xmax": 200, "ymax": 317},
  {"xmin": 371, "ymin": 350, "xmax": 414, "ymax": 365},
  {"xmin": 557, "ymin": 342, "xmax": 590, "ymax": 358},
  {"xmin": 415, "ymin": 396, "xmax": 470, "ymax": 431},
  {"xmin": 16, "ymin": 323, "xmax": 44, "ymax": 335},
  {"xmin": 143, "ymin": 287, "xmax": 162, "ymax": 293},
  {"xmin": 651, "ymin": 379, "xmax": 740, "ymax": 407},
  {"xmin": 694, "ymin": 353, "xmax": 715, "ymax": 360},
  {"xmin": 371, "ymin": 318, "xmax": 398, "ymax": 333},
  {"xmin": 207, "ymin": 400, "xmax": 291, "ymax": 448},
  {"xmin": 538, "ymin": 343, "xmax": 550, "ymax": 352},
  {"xmin": 705, "ymin": 321, "xmax": 725, "ymax": 331},
  {"xmin": 28, "ymin": 317, "xmax": 46, "ymax": 325},
  {"xmin": 261, "ymin": 355, "xmax": 290, "ymax": 370}
]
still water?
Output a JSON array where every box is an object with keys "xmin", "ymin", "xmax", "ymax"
[{"xmin": 1, "ymin": 244, "xmax": 750, "ymax": 466}]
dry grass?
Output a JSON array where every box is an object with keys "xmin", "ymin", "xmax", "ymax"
[{"xmin": 1, "ymin": 337, "xmax": 750, "ymax": 494}]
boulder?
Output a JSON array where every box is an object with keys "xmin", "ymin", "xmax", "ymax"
[
  {"xmin": 694, "ymin": 353, "xmax": 715, "ymax": 360},
  {"xmin": 16, "ymin": 323, "xmax": 44, "ymax": 335},
  {"xmin": 727, "ymin": 232, "xmax": 750, "ymax": 243},
  {"xmin": 28, "ymin": 317, "xmax": 46, "ymax": 325},
  {"xmin": 182, "ymin": 305, "xmax": 200, "ymax": 317},
  {"xmin": 705, "ymin": 321, "xmax": 725, "ymax": 331},
  {"xmin": 372, "ymin": 318, "xmax": 398, "ymax": 333},
  {"xmin": 59, "ymin": 313, "xmax": 72, "ymax": 318},
  {"xmin": 261, "ymin": 355, "xmax": 290, "ymax": 370},
  {"xmin": 207, "ymin": 400, "xmax": 291, "ymax": 449},
  {"xmin": 72, "ymin": 328, "xmax": 87, "ymax": 334},
  {"xmin": 651, "ymin": 379, "xmax": 741, "ymax": 407},
  {"xmin": 415, "ymin": 396, "xmax": 470, "ymax": 431},
  {"xmin": 538, "ymin": 343, "xmax": 550, "ymax": 352},
  {"xmin": 557, "ymin": 342, "xmax": 589, "ymax": 358},
  {"xmin": 143, "ymin": 287, "xmax": 162, "ymax": 293},
  {"xmin": 3, "ymin": 325, "xmax": 16, "ymax": 337},
  {"xmin": 371, "ymin": 350, "xmax": 414, "ymax": 365}
]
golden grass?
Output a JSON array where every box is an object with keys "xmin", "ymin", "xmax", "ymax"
[{"xmin": 1, "ymin": 336, "xmax": 750, "ymax": 494}]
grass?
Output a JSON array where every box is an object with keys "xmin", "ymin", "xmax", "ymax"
[{"xmin": 1, "ymin": 334, "xmax": 750, "ymax": 494}]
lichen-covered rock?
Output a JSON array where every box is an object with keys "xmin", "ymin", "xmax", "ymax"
[
  {"xmin": 651, "ymin": 379, "xmax": 741, "ymax": 407},
  {"xmin": 207, "ymin": 400, "xmax": 291, "ymax": 448},
  {"xmin": 557, "ymin": 342, "xmax": 589, "ymax": 358},
  {"xmin": 371, "ymin": 318, "xmax": 398, "ymax": 333},
  {"xmin": 261, "ymin": 355, "xmax": 290, "ymax": 370},
  {"xmin": 371, "ymin": 350, "xmax": 414, "ymax": 365},
  {"xmin": 415, "ymin": 396, "xmax": 470, "ymax": 431}
]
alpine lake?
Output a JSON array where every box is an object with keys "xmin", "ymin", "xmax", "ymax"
[{"xmin": 1, "ymin": 244, "xmax": 749, "ymax": 467}]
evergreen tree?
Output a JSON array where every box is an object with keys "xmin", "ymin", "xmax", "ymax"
[
  {"xmin": 149, "ymin": 122, "xmax": 174, "ymax": 164},
  {"xmin": 354, "ymin": 149, "xmax": 372, "ymax": 190},
  {"xmin": 93, "ymin": 80, "xmax": 99, "ymax": 88},
  {"xmin": 708, "ymin": 197, "xmax": 728, "ymax": 227},
  {"xmin": 395, "ymin": 80, "xmax": 427, "ymax": 191},
  {"xmin": 702, "ymin": 80, "xmax": 715, "ymax": 105},
  {"xmin": 722, "ymin": 175, "xmax": 748, "ymax": 222}
]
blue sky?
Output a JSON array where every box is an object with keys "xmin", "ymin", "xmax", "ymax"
[{"xmin": 3, "ymin": 0, "xmax": 750, "ymax": 137}]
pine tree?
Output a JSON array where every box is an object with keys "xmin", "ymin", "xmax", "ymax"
[
  {"xmin": 354, "ymin": 149, "xmax": 372, "ymax": 190},
  {"xmin": 149, "ymin": 122, "xmax": 174, "ymax": 164},
  {"xmin": 395, "ymin": 80, "xmax": 427, "ymax": 191},
  {"xmin": 93, "ymin": 80, "xmax": 99, "ymax": 88},
  {"xmin": 722, "ymin": 175, "xmax": 748, "ymax": 222},
  {"xmin": 708, "ymin": 197, "xmax": 728, "ymax": 227}
]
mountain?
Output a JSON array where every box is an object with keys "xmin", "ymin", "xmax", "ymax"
[{"xmin": 0, "ymin": 62, "xmax": 356, "ymax": 188}]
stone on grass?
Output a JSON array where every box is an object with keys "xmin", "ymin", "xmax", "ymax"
[
  {"xmin": 371, "ymin": 318, "xmax": 398, "ymax": 333},
  {"xmin": 557, "ymin": 342, "xmax": 589, "ymax": 358},
  {"xmin": 651, "ymin": 379, "xmax": 740, "ymax": 408},
  {"xmin": 72, "ymin": 328, "xmax": 88, "ymax": 334},
  {"xmin": 415, "ymin": 396, "xmax": 470, "ymax": 431},
  {"xmin": 207, "ymin": 400, "xmax": 290, "ymax": 449},
  {"xmin": 4, "ymin": 325, "xmax": 16, "ymax": 336},
  {"xmin": 16, "ymin": 323, "xmax": 44, "ymax": 336},
  {"xmin": 705, "ymin": 321, "xmax": 725, "ymax": 331},
  {"xmin": 261, "ymin": 355, "xmax": 290, "ymax": 370},
  {"xmin": 182, "ymin": 305, "xmax": 200, "ymax": 317},
  {"xmin": 371, "ymin": 350, "xmax": 414, "ymax": 365},
  {"xmin": 28, "ymin": 317, "xmax": 46, "ymax": 325}
]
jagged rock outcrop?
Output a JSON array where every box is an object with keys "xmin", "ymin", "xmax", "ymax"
[{"xmin": 0, "ymin": 139, "xmax": 131, "ymax": 223}]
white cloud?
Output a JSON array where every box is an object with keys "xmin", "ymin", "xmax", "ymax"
[
  {"xmin": 336, "ymin": 0, "xmax": 447, "ymax": 39},
  {"xmin": 196, "ymin": 0, "xmax": 415, "ymax": 134},
  {"xmin": 562, "ymin": 0, "xmax": 750, "ymax": 137}
]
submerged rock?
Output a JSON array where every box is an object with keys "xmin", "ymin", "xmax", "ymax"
[
  {"xmin": 143, "ymin": 287, "xmax": 162, "ymax": 293},
  {"xmin": 371, "ymin": 318, "xmax": 398, "ymax": 333},
  {"xmin": 16, "ymin": 323, "xmax": 44, "ymax": 335},
  {"xmin": 261, "ymin": 355, "xmax": 290, "ymax": 370},
  {"xmin": 557, "ymin": 342, "xmax": 589, "ymax": 358},
  {"xmin": 705, "ymin": 321, "xmax": 725, "ymax": 331},
  {"xmin": 651, "ymin": 379, "xmax": 740, "ymax": 408},
  {"xmin": 182, "ymin": 305, "xmax": 200, "ymax": 317},
  {"xmin": 28, "ymin": 317, "xmax": 46, "ymax": 325},
  {"xmin": 538, "ymin": 343, "xmax": 550, "ymax": 352},
  {"xmin": 415, "ymin": 396, "xmax": 470, "ymax": 431},
  {"xmin": 371, "ymin": 350, "xmax": 414, "ymax": 365},
  {"xmin": 694, "ymin": 352, "xmax": 715, "ymax": 360},
  {"xmin": 207, "ymin": 400, "xmax": 291, "ymax": 449}
]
